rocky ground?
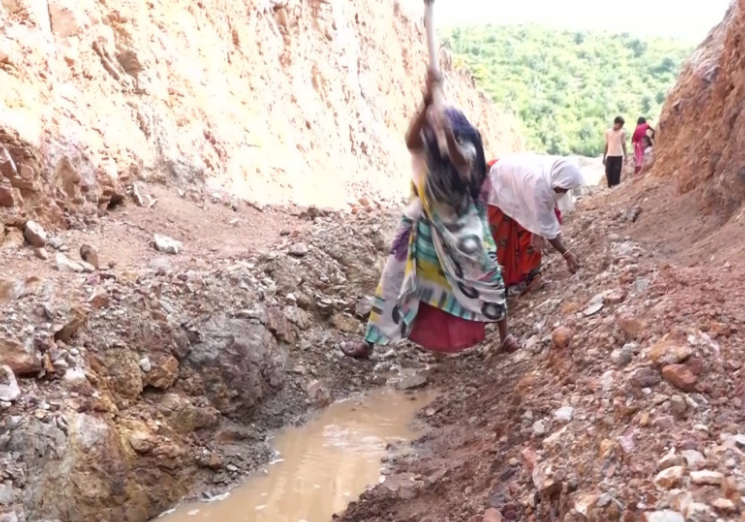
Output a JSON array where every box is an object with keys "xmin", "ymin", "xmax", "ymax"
[
  {"xmin": 338, "ymin": 175, "xmax": 745, "ymax": 522},
  {"xmin": 2, "ymin": 1, "xmax": 740, "ymax": 521}
]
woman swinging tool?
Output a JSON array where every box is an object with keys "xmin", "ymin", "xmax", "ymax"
[{"xmin": 342, "ymin": 0, "xmax": 517, "ymax": 358}]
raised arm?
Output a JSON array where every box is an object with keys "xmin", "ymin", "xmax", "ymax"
[{"xmin": 405, "ymin": 98, "xmax": 431, "ymax": 151}]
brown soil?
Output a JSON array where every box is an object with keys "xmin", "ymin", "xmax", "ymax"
[{"xmin": 4, "ymin": 159, "xmax": 745, "ymax": 522}]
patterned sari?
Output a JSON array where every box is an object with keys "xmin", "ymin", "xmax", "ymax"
[{"xmin": 362, "ymin": 108, "xmax": 506, "ymax": 353}]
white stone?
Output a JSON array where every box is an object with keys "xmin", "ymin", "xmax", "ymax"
[
  {"xmin": 0, "ymin": 365, "xmax": 21, "ymax": 402},
  {"xmin": 532, "ymin": 420, "xmax": 547, "ymax": 436},
  {"xmin": 23, "ymin": 220, "xmax": 47, "ymax": 247},
  {"xmin": 689, "ymin": 470, "xmax": 723, "ymax": 486},
  {"xmin": 583, "ymin": 294, "xmax": 604, "ymax": 316},
  {"xmin": 55, "ymin": 253, "xmax": 84, "ymax": 272},
  {"xmin": 153, "ymin": 234, "xmax": 183, "ymax": 254},
  {"xmin": 63, "ymin": 367, "xmax": 87, "ymax": 383},
  {"xmin": 289, "ymin": 242, "xmax": 309, "ymax": 257},
  {"xmin": 680, "ymin": 450, "xmax": 706, "ymax": 469},
  {"xmin": 554, "ymin": 406, "xmax": 574, "ymax": 422},
  {"xmin": 643, "ymin": 510, "xmax": 684, "ymax": 522},
  {"xmin": 139, "ymin": 357, "xmax": 152, "ymax": 372}
]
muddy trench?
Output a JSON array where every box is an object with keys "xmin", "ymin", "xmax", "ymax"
[
  {"xmin": 160, "ymin": 387, "xmax": 437, "ymax": 521},
  {"xmin": 1, "ymin": 199, "xmax": 443, "ymax": 522}
]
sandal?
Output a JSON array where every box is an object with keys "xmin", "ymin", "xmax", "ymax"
[
  {"xmin": 499, "ymin": 334, "xmax": 519, "ymax": 353},
  {"xmin": 341, "ymin": 341, "xmax": 374, "ymax": 359}
]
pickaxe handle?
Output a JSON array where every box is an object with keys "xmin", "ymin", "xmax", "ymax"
[{"xmin": 423, "ymin": 0, "xmax": 449, "ymax": 157}]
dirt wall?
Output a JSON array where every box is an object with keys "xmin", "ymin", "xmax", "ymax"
[
  {"xmin": 0, "ymin": 0, "xmax": 522, "ymax": 222},
  {"xmin": 654, "ymin": 0, "xmax": 745, "ymax": 215}
]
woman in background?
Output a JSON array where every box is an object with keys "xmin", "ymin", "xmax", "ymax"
[
  {"xmin": 342, "ymin": 70, "xmax": 517, "ymax": 358},
  {"xmin": 484, "ymin": 153, "xmax": 584, "ymax": 295},
  {"xmin": 632, "ymin": 117, "xmax": 656, "ymax": 175},
  {"xmin": 634, "ymin": 135, "xmax": 655, "ymax": 181}
]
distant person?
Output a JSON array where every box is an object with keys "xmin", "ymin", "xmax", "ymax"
[
  {"xmin": 603, "ymin": 116, "xmax": 627, "ymax": 188},
  {"xmin": 632, "ymin": 117, "xmax": 656, "ymax": 175},
  {"xmin": 634, "ymin": 135, "xmax": 655, "ymax": 181},
  {"xmin": 484, "ymin": 153, "xmax": 584, "ymax": 295}
]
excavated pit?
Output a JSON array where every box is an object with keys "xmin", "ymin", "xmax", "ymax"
[{"xmin": 158, "ymin": 387, "xmax": 436, "ymax": 522}]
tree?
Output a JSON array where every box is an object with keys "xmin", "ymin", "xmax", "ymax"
[
  {"xmin": 440, "ymin": 24, "xmax": 693, "ymax": 156},
  {"xmin": 629, "ymin": 38, "xmax": 648, "ymax": 58}
]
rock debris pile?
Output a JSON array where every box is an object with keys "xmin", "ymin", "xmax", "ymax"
[{"xmin": 340, "ymin": 189, "xmax": 745, "ymax": 522}]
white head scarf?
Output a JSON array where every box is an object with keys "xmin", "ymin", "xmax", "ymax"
[{"xmin": 485, "ymin": 153, "xmax": 584, "ymax": 240}]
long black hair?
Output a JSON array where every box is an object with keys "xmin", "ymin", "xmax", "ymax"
[{"xmin": 421, "ymin": 107, "xmax": 487, "ymax": 212}]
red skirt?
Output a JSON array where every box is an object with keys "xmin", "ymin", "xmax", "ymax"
[
  {"xmin": 408, "ymin": 303, "xmax": 486, "ymax": 353},
  {"xmin": 488, "ymin": 206, "xmax": 543, "ymax": 287}
]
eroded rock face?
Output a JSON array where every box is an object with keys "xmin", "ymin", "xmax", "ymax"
[
  {"xmin": 655, "ymin": 1, "xmax": 745, "ymax": 214},
  {"xmin": 21, "ymin": 412, "xmax": 191, "ymax": 522},
  {"xmin": 0, "ymin": 0, "xmax": 521, "ymax": 214},
  {"xmin": 0, "ymin": 129, "xmax": 122, "ymax": 232},
  {"xmin": 185, "ymin": 316, "xmax": 287, "ymax": 418}
]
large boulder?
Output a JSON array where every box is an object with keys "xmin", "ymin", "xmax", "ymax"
[
  {"xmin": 19, "ymin": 413, "xmax": 191, "ymax": 522},
  {"xmin": 184, "ymin": 316, "xmax": 287, "ymax": 418}
]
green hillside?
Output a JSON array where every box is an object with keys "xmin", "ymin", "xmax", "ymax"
[{"xmin": 440, "ymin": 24, "xmax": 693, "ymax": 156}]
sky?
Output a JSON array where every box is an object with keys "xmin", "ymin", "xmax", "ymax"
[{"xmin": 423, "ymin": 0, "xmax": 733, "ymax": 42}]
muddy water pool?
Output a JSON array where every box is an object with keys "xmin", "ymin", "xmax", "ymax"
[{"xmin": 158, "ymin": 386, "xmax": 435, "ymax": 522}]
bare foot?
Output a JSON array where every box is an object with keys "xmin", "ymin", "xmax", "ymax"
[
  {"xmin": 341, "ymin": 341, "xmax": 373, "ymax": 359},
  {"xmin": 499, "ymin": 334, "xmax": 519, "ymax": 353},
  {"xmin": 525, "ymin": 275, "xmax": 548, "ymax": 294}
]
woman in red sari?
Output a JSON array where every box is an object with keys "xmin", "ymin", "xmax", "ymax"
[
  {"xmin": 484, "ymin": 154, "xmax": 584, "ymax": 295},
  {"xmin": 632, "ymin": 117, "xmax": 656, "ymax": 175}
]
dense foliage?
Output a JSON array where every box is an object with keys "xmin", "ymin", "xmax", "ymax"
[{"xmin": 441, "ymin": 24, "xmax": 693, "ymax": 156}]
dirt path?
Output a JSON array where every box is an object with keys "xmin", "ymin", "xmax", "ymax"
[{"xmin": 0, "ymin": 183, "xmax": 311, "ymax": 279}]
